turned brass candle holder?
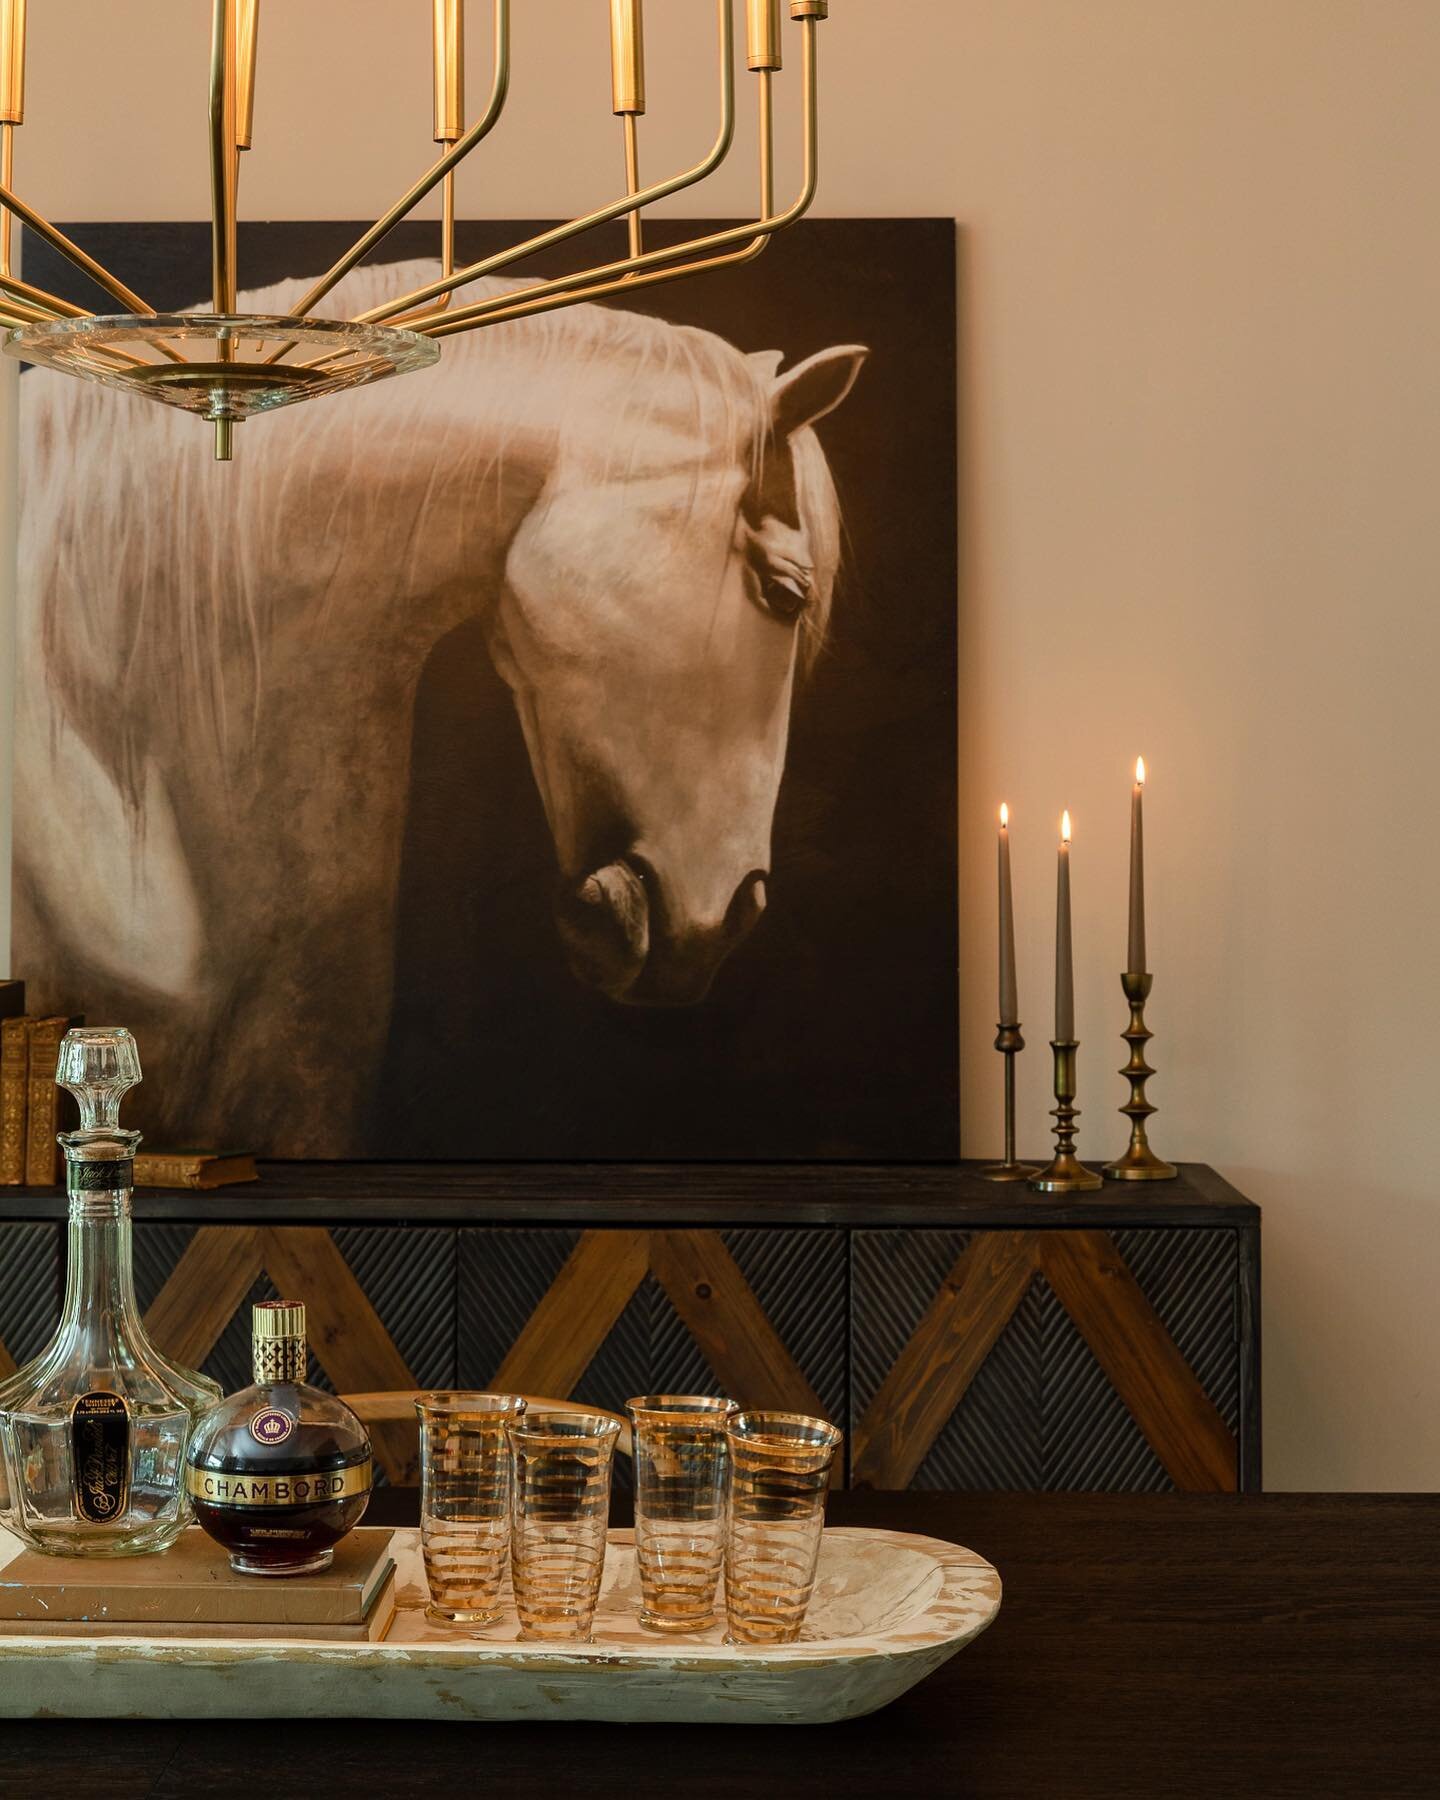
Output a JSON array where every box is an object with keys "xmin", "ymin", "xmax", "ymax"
[
  {"xmin": 1028, "ymin": 1041, "xmax": 1103, "ymax": 1193},
  {"xmin": 1103, "ymin": 971, "xmax": 1177, "ymax": 1181},
  {"xmin": 980, "ymin": 1022, "xmax": 1039, "ymax": 1182}
]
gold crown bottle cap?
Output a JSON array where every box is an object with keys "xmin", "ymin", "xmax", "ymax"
[{"xmin": 253, "ymin": 1300, "xmax": 305, "ymax": 1340}]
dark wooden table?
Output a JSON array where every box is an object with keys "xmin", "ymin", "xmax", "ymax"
[{"xmin": 1, "ymin": 1490, "xmax": 1433, "ymax": 1799}]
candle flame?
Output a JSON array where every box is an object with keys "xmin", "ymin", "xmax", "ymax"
[
  {"xmin": 999, "ymin": 802, "xmax": 1009, "ymax": 828},
  {"xmin": 1136, "ymin": 755, "xmax": 1146, "ymax": 785},
  {"xmin": 1061, "ymin": 809, "xmax": 1071, "ymax": 844}
]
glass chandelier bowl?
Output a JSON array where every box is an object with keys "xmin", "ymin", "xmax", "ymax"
[{"xmin": 4, "ymin": 313, "xmax": 438, "ymax": 424}]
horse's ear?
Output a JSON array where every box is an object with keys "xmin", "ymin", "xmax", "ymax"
[
  {"xmin": 748, "ymin": 349, "xmax": 786, "ymax": 381},
  {"xmin": 770, "ymin": 345, "xmax": 869, "ymax": 437}
]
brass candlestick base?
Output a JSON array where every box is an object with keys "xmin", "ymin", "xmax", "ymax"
[
  {"xmin": 1104, "ymin": 971, "xmax": 1177, "ymax": 1181},
  {"xmin": 1029, "ymin": 1040, "xmax": 1103, "ymax": 1192},
  {"xmin": 980, "ymin": 1022, "xmax": 1039, "ymax": 1182}
]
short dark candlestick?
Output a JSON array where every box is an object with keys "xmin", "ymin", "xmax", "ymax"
[
  {"xmin": 980, "ymin": 1022, "xmax": 1039, "ymax": 1183},
  {"xmin": 1103, "ymin": 971, "xmax": 1177, "ymax": 1181},
  {"xmin": 1029, "ymin": 1040, "xmax": 1103, "ymax": 1193}
]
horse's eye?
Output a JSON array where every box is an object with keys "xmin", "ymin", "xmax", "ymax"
[{"xmin": 759, "ymin": 571, "xmax": 809, "ymax": 622}]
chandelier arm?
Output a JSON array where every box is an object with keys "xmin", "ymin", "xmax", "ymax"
[
  {"xmin": 622, "ymin": 113, "xmax": 643, "ymax": 263},
  {"xmin": 1, "ymin": 122, "xmax": 12, "ymax": 279},
  {"xmin": 0, "ymin": 182, "xmax": 168, "ymax": 322},
  {"xmin": 0, "ymin": 268, "xmax": 88, "ymax": 319},
  {"xmin": 284, "ymin": 0, "xmax": 509, "ymax": 325},
  {"xmin": 423, "ymin": 230, "xmax": 771, "ymax": 341},
  {"xmin": 354, "ymin": 0, "xmax": 735, "ymax": 328},
  {"xmin": 411, "ymin": 16, "xmax": 816, "ymax": 340}
]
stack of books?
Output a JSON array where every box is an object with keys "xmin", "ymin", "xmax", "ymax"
[
  {"xmin": 0, "ymin": 982, "xmax": 83, "ymax": 1188},
  {"xmin": 0, "ymin": 1527, "xmax": 398, "ymax": 1642}
]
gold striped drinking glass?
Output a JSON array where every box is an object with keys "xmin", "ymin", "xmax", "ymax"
[
  {"xmin": 415, "ymin": 1391, "xmax": 526, "ymax": 1627},
  {"xmin": 626, "ymin": 1394, "xmax": 737, "ymax": 1632},
  {"xmin": 507, "ymin": 1411, "xmax": 621, "ymax": 1642},
  {"xmin": 724, "ymin": 1410, "xmax": 843, "ymax": 1646}
]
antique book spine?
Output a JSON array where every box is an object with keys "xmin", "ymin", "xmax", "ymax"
[
  {"xmin": 133, "ymin": 1152, "xmax": 259, "ymax": 1190},
  {"xmin": 23, "ymin": 1017, "xmax": 70, "ymax": 1186},
  {"xmin": 0, "ymin": 1016, "xmax": 29, "ymax": 1184}
]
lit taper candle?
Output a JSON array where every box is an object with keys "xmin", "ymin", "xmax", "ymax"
[
  {"xmin": 1128, "ymin": 756, "xmax": 1146, "ymax": 973},
  {"xmin": 998, "ymin": 803, "xmax": 1018, "ymax": 1027},
  {"xmin": 1055, "ymin": 810, "xmax": 1074, "ymax": 1042}
]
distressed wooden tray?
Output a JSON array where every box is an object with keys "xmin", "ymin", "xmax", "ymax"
[{"xmin": 0, "ymin": 1525, "xmax": 1001, "ymax": 1723}]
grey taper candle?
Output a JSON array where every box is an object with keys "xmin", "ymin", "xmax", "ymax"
[
  {"xmin": 1128, "ymin": 756, "xmax": 1147, "ymax": 973},
  {"xmin": 1055, "ymin": 811, "xmax": 1074, "ymax": 1041},
  {"xmin": 998, "ymin": 804, "xmax": 1018, "ymax": 1026}
]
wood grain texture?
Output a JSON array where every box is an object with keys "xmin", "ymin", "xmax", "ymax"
[
  {"xmin": 650, "ymin": 1230, "xmax": 827, "ymax": 1418},
  {"xmin": 850, "ymin": 1231, "xmax": 1043, "ymax": 1488},
  {"xmin": 492, "ymin": 1229, "xmax": 649, "ymax": 1400},
  {"xmin": 258, "ymin": 1227, "xmax": 418, "ymax": 1483},
  {"xmin": 1041, "ymin": 1230, "xmax": 1237, "ymax": 1492},
  {"xmin": 142, "ymin": 1226, "xmax": 264, "ymax": 1370},
  {"xmin": 0, "ymin": 1160, "xmax": 1261, "ymax": 1227}
]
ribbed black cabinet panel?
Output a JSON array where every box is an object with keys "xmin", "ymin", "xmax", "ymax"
[
  {"xmin": 0, "ymin": 1222, "xmax": 61, "ymax": 1367},
  {"xmin": 851, "ymin": 1228, "xmax": 1242, "ymax": 1492},
  {"xmin": 457, "ymin": 1228, "xmax": 846, "ymax": 1423}
]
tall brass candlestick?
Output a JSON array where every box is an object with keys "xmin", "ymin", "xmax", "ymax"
[
  {"xmin": 982, "ymin": 803, "xmax": 1036, "ymax": 1181},
  {"xmin": 1103, "ymin": 975, "xmax": 1177, "ymax": 1180}
]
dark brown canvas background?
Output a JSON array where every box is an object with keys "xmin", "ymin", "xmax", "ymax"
[{"xmin": 21, "ymin": 219, "xmax": 958, "ymax": 1159}]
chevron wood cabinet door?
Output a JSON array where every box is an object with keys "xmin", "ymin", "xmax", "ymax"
[
  {"xmin": 850, "ymin": 1226, "xmax": 1254, "ymax": 1493},
  {"xmin": 130, "ymin": 1223, "xmax": 458, "ymax": 1484},
  {"xmin": 456, "ymin": 1227, "xmax": 848, "ymax": 1479}
]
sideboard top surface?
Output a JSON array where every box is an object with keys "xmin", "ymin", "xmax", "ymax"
[{"xmin": 0, "ymin": 1162, "xmax": 1258, "ymax": 1227}]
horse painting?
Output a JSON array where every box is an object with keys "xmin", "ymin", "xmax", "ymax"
[{"xmin": 14, "ymin": 261, "xmax": 866, "ymax": 1155}]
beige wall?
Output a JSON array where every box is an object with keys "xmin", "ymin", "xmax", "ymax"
[{"xmin": 5, "ymin": 2, "xmax": 1437, "ymax": 1489}]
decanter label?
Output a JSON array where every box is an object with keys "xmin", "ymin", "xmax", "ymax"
[
  {"xmin": 70, "ymin": 1391, "xmax": 131, "ymax": 1523},
  {"xmin": 184, "ymin": 1459, "xmax": 372, "ymax": 1508},
  {"xmin": 249, "ymin": 1407, "xmax": 296, "ymax": 1447},
  {"xmin": 67, "ymin": 1158, "xmax": 132, "ymax": 1193}
]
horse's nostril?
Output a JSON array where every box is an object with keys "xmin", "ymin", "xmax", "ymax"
[
  {"xmin": 556, "ymin": 860, "xmax": 649, "ymax": 1000},
  {"xmin": 726, "ymin": 871, "xmax": 768, "ymax": 941}
]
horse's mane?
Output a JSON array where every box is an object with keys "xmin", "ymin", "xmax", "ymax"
[{"xmin": 21, "ymin": 260, "xmax": 841, "ymax": 800}]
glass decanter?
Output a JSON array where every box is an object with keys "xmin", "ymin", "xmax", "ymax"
[{"xmin": 0, "ymin": 1028, "xmax": 221, "ymax": 1556}]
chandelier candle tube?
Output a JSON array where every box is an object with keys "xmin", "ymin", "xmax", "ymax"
[
  {"xmin": 747, "ymin": 0, "xmax": 782, "ymax": 70},
  {"xmin": 235, "ymin": 0, "xmax": 258, "ymax": 152},
  {"xmin": 0, "ymin": 0, "xmax": 24, "ymax": 124},
  {"xmin": 610, "ymin": 0, "xmax": 645, "ymax": 115},
  {"xmin": 433, "ymin": 0, "xmax": 465, "ymax": 143}
]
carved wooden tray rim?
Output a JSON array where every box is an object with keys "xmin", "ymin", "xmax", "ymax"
[{"xmin": 0, "ymin": 1526, "xmax": 1001, "ymax": 1722}]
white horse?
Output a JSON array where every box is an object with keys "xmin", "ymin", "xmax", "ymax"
[{"xmin": 14, "ymin": 262, "xmax": 866, "ymax": 1154}]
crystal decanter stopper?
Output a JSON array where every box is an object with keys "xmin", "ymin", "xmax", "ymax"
[{"xmin": 0, "ymin": 1028, "xmax": 222, "ymax": 1556}]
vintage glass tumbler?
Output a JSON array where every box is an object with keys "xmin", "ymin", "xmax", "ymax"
[
  {"xmin": 724, "ymin": 1411, "xmax": 843, "ymax": 1646},
  {"xmin": 626, "ymin": 1395, "xmax": 737, "ymax": 1632},
  {"xmin": 507, "ymin": 1411, "xmax": 621, "ymax": 1642},
  {"xmin": 415, "ymin": 1392, "xmax": 526, "ymax": 1626}
]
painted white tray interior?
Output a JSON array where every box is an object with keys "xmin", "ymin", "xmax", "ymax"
[{"xmin": 0, "ymin": 1525, "xmax": 1002, "ymax": 1723}]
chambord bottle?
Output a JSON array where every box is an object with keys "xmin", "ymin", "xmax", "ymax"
[{"xmin": 0, "ymin": 1028, "xmax": 221, "ymax": 1556}]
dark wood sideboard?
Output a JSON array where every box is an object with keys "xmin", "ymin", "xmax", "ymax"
[{"xmin": 0, "ymin": 1163, "xmax": 1259, "ymax": 1492}]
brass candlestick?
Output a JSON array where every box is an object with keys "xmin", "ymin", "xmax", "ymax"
[
  {"xmin": 1103, "ymin": 971, "xmax": 1177, "ymax": 1181},
  {"xmin": 980, "ymin": 1022, "xmax": 1039, "ymax": 1182},
  {"xmin": 1029, "ymin": 1040, "xmax": 1102, "ymax": 1192}
]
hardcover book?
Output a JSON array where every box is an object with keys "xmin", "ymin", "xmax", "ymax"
[
  {"xmin": 23, "ymin": 1014, "xmax": 80, "ymax": 1186},
  {"xmin": 0, "ymin": 1525, "xmax": 395, "ymax": 1627},
  {"xmin": 0, "ymin": 1015, "xmax": 29, "ymax": 1185},
  {"xmin": 132, "ymin": 1149, "xmax": 259, "ymax": 1190}
]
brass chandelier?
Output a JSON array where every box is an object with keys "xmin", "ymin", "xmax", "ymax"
[{"xmin": 0, "ymin": 0, "xmax": 829, "ymax": 460}]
